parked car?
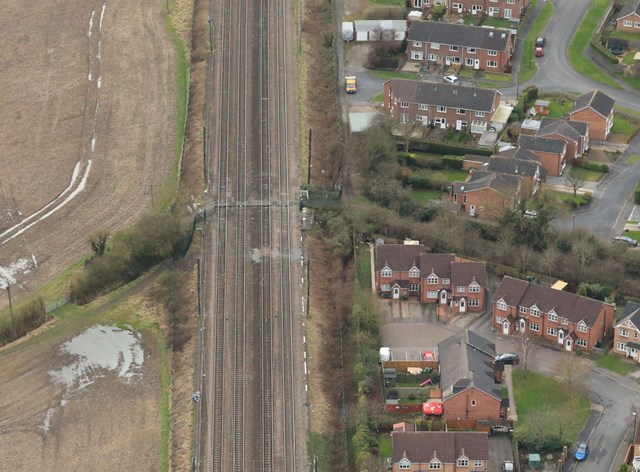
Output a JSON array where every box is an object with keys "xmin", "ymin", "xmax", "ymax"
[
  {"xmin": 502, "ymin": 461, "xmax": 515, "ymax": 472},
  {"xmin": 535, "ymin": 37, "xmax": 545, "ymax": 47},
  {"xmin": 535, "ymin": 46, "xmax": 544, "ymax": 57},
  {"xmin": 524, "ymin": 210, "xmax": 538, "ymax": 219},
  {"xmin": 345, "ymin": 75, "xmax": 357, "ymax": 94},
  {"xmin": 443, "ymin": 75, "xmax": 459, "ymax": 85},
  {"xmin": 614, "ymin": 235, "xmax": 638, "ymax": 247},
  {"xmin": 575, "ymin": 443, "xmax": 589, "ymax": 461},
  {"xmin": 495, "ymin": 353, "xmax": 519, "ymax": 365}
]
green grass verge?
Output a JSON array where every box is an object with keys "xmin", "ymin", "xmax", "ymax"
[
  {"xmin": 612, "ymin": 115, "xmax": 637, "ymax": 134},
  {"xmin": 569, "ymin": 166, "xmax": 604, "ymax": 182},
  {"xmin": 409, "ymin": 189, "xmax": 444, "ymax": 203},
  {"xmin": 481, "ymin": 72, "xmax": 512, "ymax": 82},
  {"xmin": 567, "ymin": 0, "xmax": 622, "ymax": 89},
  {"xmin": 513, "ymin": 369, "xmax": 590, "ymax": 446},
  {"xmin": 370, "ymin": 70, "xmax": 420, "ymax": 80},
  {"xmin": 309, "ymin": 432, "xmax": 333, "ymax": 472},
  {"xmin": 543, "ymin": 189, "xmax": 590, "ymax": 207},
  {"xmin": 597, "ymin": 353, "xmax": 636, "ymax": 376},
  {"xmin": 609, "ymin": 30, "xmax": 640, "ymax": 40},
  {"xmin": 372, "ymin": 92, "xmax": 384, "ymax": 103},
  {"xmin": 623, "ymin": 52, "xmax": 637, "ymax": 65},
  {"xmin": 623, "ymin": 230, "xmax": 640, "ymax": 241},
  {"xmin": 518, "ymin": 0, "xmax": 554, "ymax": 84},
  {"xmin": 356, "ymin": 245, "xmax": 372, "ymax": 289},
  {"xmin": 628, "ymin": 154, "xmax": 640, "ymax": 165}
]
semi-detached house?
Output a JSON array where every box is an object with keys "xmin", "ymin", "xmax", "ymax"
[
  {"xmin": 407, "ymin": 20, "xmax": 514, "ymax": 72},
  {"xmin": 384, "ymin": 78, "xmax": 501, "ymax": 133}
]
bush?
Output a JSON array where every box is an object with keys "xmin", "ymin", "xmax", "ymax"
[
  {"xmin": 634, "ymin": 182, "xmax": 640, "ymax": 204},
  {"xmin": 581, "ymin": 161, "xmax": 609, "ymax": 172},
  {"xmin": 590, "ymin": 39, "xmax": 619, "ymax": 65},
  {"xmin": 441, "ymin": 155, "xmax": 463, "ymax": 169},
  {"xmin": 406, "ymin": 140, "xmax": 492, "ymax": 156},
  {"xmin": 0, "ymin": 298, "xmax": 48, "ymax": 347},
  {"xmin": 408, "ymin": 175, "xmax": 433, "ymax": 189}
]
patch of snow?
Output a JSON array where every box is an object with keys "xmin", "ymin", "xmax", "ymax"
[{"xmin": 0, "ymin": 258, "xmax": 33, "ymax": 289}]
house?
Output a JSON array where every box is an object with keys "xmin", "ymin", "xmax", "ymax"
[
  {"xmin": 353, "ymin": 20, "xmax": 408, "ymax": 41},
  {"xmin": 483, "ymin": 155, "xmax": 542, "ymax": 195},
  {"xmin": 375, "ymin": 245, "xmax": 487, "ymax": 312},
  {"xmin": 517, "ymin": 134, "xmax": 567, "ymax": 176},
  {"xmin": 568, "ymin": 90, "xmax": 615, "ymax": 141},
  {"xmin": 492, "ymin": 276, "xmax": 615, "ymax": 353},
  {"xmin": 392, "ymin": 431, "xmax": 489, "ymax": 471},
  {"xmin": 438, "ymin": 330, "xmax": 505, "ymax": 425},
  {"xmin": 624, "ymin": 415, "xmax": 640, "ymax": 472},
  {"xmin": 409, "ymin": 0, "xmax": 529, "ymax": 22},
  {"xmin": 613, "ymin": 301, "xmax": 640, "ymax": 362},
  {"xmin": 616, "ymin": 0, "xmax": 640, "ymax": 33},
  {"xmin": 536, "ymin": 118, "xmax": 589, "ymax": 164},
  {"xmin": 462, "ymin": 153, "xmax": 491, "ymax": 171},
  {"xmin": 406, "ymin": 21, "xmax": 514, "ymax": 72},
  {"xmin": 384, "ymin": 79, "xmax": 501, "ymax": 134},
  {"xmin": 450, "ymin": 170, "xmax": 522, "ymax": 218}
]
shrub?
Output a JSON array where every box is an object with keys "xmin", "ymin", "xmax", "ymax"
[
  {"xmin": 408, "ymin": 175, "xmax": 433, "ymax": 189},
  {"xmin": 406, "ymin": 140, "xmax": 492, "ymax": 156},
  {"xmin": 634, "ymin": 182, "xmax": 640, "ymax": 204},
  {"xmin": 441, "ymin": 155, "xmax": 463, "ymax": 169},
  {"xmin": 0, "ymin": 298, "xmax": 48, "ymax": 347},
  {"xmin": 581, "ymin": 161, "xmax": 609, "ymax": 173}
]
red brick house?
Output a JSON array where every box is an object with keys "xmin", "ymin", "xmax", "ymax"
[
  {"xmin": 392, "ymin": 431, "xmax": 489, "ymax": 471},
  {"xmin": 406, "ymin": 21, "xmax": 514, "ymax": 72},
  {"xmin": 616, "ymin": 0, "xmax": 640, "ymax": 33},
  {"xmin": 384, "ymin": 79, "xmax": 501, "ymax": 134},
  {"xmin": 492, "ymin": 276, "xmax": 615, "ymax": 353},
  {"xmin": 375, "ymin": 245, "xmax": 487, "ymax": 312},
  {"xmin": 536, "ymin": 118, "xmax": 589, "ymax": 165},
  {"xmin": 569, "ymin": 90, "xmax": 615, "ymax": 141},
  {"xmin": 517, "ymin": 134, "xmax": 567, "ymax": 177},
  {"xmin": 409, "ymin": 0, "xmax": 528, "ymax": 22},
  {"xmin": 438, "ymin": 330, "xmax": 505, "ymax": 425},
  {"xmin": 613, "ymin": 301, "xmax": 640, "ymax": 362},
  {"xmin": 483, "ymin": 155, "xmax": 542, "ymax": 195},
  {"xmin": 451, "ymin": 170, "xmax": 522, "ymax": 218}
]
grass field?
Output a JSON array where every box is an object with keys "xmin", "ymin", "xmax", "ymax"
[
  {"xmin": 567, "ymin": 0, "xmax": 622, "ymax": 89},
  {"xmin": 597, "ymin": 353, "xmax": 636, "ymax": 376},
  {"xmin": 569, "ymin": 166, "xmax": 604, "ymax": 182},
  {"xmin": 371, "ymin": 70, "xmax": 420, "ymax": 80}
]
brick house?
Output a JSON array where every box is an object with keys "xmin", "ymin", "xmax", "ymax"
[
  {"xmin": 616, "ymin": 0, "xmax": 640, "ymax": 33},
  {"xmin": 569, "ymin": 90, "xmax": 615, "ymax": 141},
  {"xmin": 438, "ymin": 330, "xmax": 505, "ymax": 425},
  {"xmin": 536, "ymin": 118, "xmax": 589, "ymax": 165},
  {"xmin": 613, "ymin": 301, "xmax": 640, "ymax": 362},
  {"xmin": 483, "ymin": 155, "xmax": 542, "ymax": 195},
  {"xmin": 392, "ymin": 431, "xmax": 489, "ymax": 471},
  {"xmin": 409, "ymin": 0, "xmax": 529, "ymax": 22},
  {"xmin": 375, "ymin": 244, "xmax": 487, "ymax": 312},
  {"xmin": 384, "ymin": 79, "xmax": 501, "ymax": 133},
  {"xmin": 492, "ymin": 276, "xmax": 615, "ymax": 353},
  {"xmin": 517, "ymin": 134, "xmax": 567, "ymax": 176},
  {"xmin": 406, "ymin": 21, "xmax": 514, "ymax": 72},
  {"xmin": 451, "ymin": 170, "xmax": 522, "ymax": 218}
]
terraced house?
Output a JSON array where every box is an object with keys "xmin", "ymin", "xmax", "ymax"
[
  {"xmin": 374, "ymin": 244, "xmax": 487, "ymax": 312},
  {"xmin": 492, "ymin": 276, "xmax": 615, "ymax": 353},
  {"xmin": 409, "ymin": 0, "xmax": 529, "ymax": 21},
  {"xmin": 406, "ymin": 20, "xmax": 514, "ymax": 72},
  {"xmin": 383, "ymin": 79, "xmax": 501, "ymax": 133},
  {"xmin": 613, "ymin": 302, "xmax": 640, "ymax": 363}
]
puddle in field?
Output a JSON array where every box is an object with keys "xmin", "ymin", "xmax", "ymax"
[{"xmin": 41, "ymin": 325, "xmax": 144, "ymax": 433}]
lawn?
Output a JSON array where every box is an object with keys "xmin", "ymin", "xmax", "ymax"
[
  {"xmin": 612, "ymin": 115, "xmax": 637, "ymax": 135},
  {"xmin": 356, "ymin": 245, "xmax": 372, "ymax": 289},
  {"xmin": 609, "ymin": 30, "xmax": 640, "ymax": 41},
  {"xmin": 628, "ymin": 154, "xmax": 640, "ymax": 165},
  {"xmin": 512, "ymin": 369, "xmax": 590, "ymax": 449},
  {"xmin": 597, "ymin": 353, "xmax": 636, "ymax": 376},
  {"xmin": 409, "ymin": 189, "xmax": 445, "ymax": 203},
  {"xmin": 623, "ymin": 230, "xmax": 640, "ymax": 241},
  {"xmin": 372, "ymin": 92, "xmax": 384, "ymax": 103},
  {"xmin": 379, "ymin": 434, "xmax": 392, "ymax": 457},
  {"xmin": 544, "ymin": 96, "xmax": 574, "ymax": 118},
  {"xmin": 569, "ymin": 165, "xmax": 604, "ymax": 182},
  {"xmin": 518, "ymin": 0, "xmax": 554, "ymax": 84},
  {"xmin": 567, "ymin": 0, "xmax": 623, "ymax": 89},
  {"xmin": 414, "ymin": 168, "xmax": 469, "ymax": 182},
  {"xmin": 623, "ymin": 52, "xmax": 637, "ymax": 65},
  {"xmin": 371, "ymin": 70, "xmax": 420, "ymax": 80},
  {"xmin": 481, "ymin": 72, "xmax": 512, "ymax": 82},
  {"xmin": 464, "ymin": 15, "xmax": 513, "ymax": 29},
  {"xmin": 543, "ymin": 189, "xmax": 591, "ymax": 208}
]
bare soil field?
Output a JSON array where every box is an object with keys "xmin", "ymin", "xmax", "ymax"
[
  {"xmin": 0, "ymin": 0, "xmax": 177, "ymax": 302},
  {"xmin": 0, "ymin": 323, "xmax": 161, "ymax": 471}
]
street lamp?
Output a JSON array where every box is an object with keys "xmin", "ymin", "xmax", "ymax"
[
  {"xmin": 633, "ymin": 412, "xmax": 637, "ymax": 435},
  {"xmin": 516, "ymin": 67, "xmax": 520, "ymax": 100}
]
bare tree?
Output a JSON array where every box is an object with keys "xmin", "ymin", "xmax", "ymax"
[
  {"xmin": 539, "ymin": 247, "xmax": 560, "ymax": 275},
  {"xmin": 517, "ymin": 244, "xmax": 533, "ymax": 276},
  {"xmin": 571, "ymin": 235, "xmax": 597, "ymax": 272},
  {"xmin": 565, "ymin": 172, "xmax": 586, "ymax": 197},
  {"xmin": 397, "ymin": 119, "xmax": 419, "ymax": 152},
  {"xmin": 560, "ymin": 355, "xmax": 585, "ymax": 393},
  {"xmin": 89, "ymin": 231, "xmax": 109, "ymax": 257},
  {"xmin": 520, "ymin": 330, "xmax": 532, "ymax": 373}
]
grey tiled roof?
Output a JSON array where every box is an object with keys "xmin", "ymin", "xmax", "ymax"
[
  {"xmin": 452, "ymin": 170, "xmax": 521, "ymax": 197},
  {"xmin": 408, "ymin": 20, "xmax": 511, "ymax": 51},
  {"xmin": 497, "ymin": 146, "xmax": 539, "ymax": 162},
  {"xmin": 519, "ymin": 134, "xmax": 567, "ymax": 154},
  {"xmin": 617, "ymin": 0, "xmax": 640, "ymax": 19},
  {"xmin": 615, "ymin": 301, "xmax": 640, "ymax": 329},
  {"xmin": 464, "ymin": 153, "xmax": 492, "ymax": 165},
  {"xmin": 492, "ymin": 276, "xmax": 610, "ymax": 327},
  {"xmin": 438, "ymin": 330, "xmax": 500, "ymax": 401},
  {"xmin": 388, "ymin": 79, "xmax": 498, "ymax": 112},
  {"xmin": 392, "ymin": 431, "xmax": 489, "ymax": 464},
  {"xmin": 571, "ymin": 90, "xmax": 615, "ymax": 119},
  {"xmin": 375, "ymin": 244, "xmax": 426, "ymax": 272},
  {"xmin": 485, "ymin": 156, "xmax": 539, "ymax": 177},
  {"xmin": 538, "ymin": 118, "xmax": 588, "ymax": 142}
]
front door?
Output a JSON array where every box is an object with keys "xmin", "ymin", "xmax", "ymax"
[
  {"xmin": 519, "ymin": 319, "xmax": 526, "ymax": 332},
  {"xmin": 413, "ymin": 0, "xmax": 421, "ymax": 7},
  {"xmin": 440, "ymin": 290, "xmax": 447, "ymax": 305},
  {"xmin": 474, "ymin": 59, "xmax": 480, "ymax": 70},
  {"xmin": 503, "ymin": 321, "xmax": 510, "ymax": 335},
  {"xmin": 631, "ymin": 348, "xmax": 638, "ymax": 360},
  {"xmin": 469, "ymin": 204, "xmax": 476, "ymax": 216},
  {"xmin": 565, "ymin": 339, "xmax": 572, "ymax": 351},
  {"xmin": 460, "ymin": 298, "xmax": 466, "ymax": 313},
  {"xmin": 393, "ymin": 287, "xmax": 400, "ymax": 299},
  {"xmin": 558, "ymin": 330, "xmax": 564, "ymax": 344}
]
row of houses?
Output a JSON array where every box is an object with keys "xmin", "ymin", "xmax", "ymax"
[{"xmin": 409, "ymin": 0, "xmax": 529, "ymax": 22}]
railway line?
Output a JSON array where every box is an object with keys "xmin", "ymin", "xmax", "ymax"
[{"xmin": 196, "ymin": 0, "xmax": 305, "ymax": 469}]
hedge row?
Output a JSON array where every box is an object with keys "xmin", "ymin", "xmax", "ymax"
[
  {"xmin": 635, "ymin": 181, "xmax": 640, "ymax": 204},
  {"xmin": 398, "ymin": 152, "xmax": 464, "ymax": 170},
  {"xmin": 0, "ymin": 298, "xmax": 48, "ymax": 347},
  {"xmin": 590, "ymin": 39, "xmax": 619, "ymax": 65},
  {"xmin": 581, "ymin": 161, "xmax": 609, "ymax": 173},
  {"xmin": 404, "ymin": 139, "xmax": 492, "ymax": 156}
]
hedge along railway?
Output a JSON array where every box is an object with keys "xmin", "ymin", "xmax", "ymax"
[{"xmin": 198, "ymin": 0, "xmax": 305, "ymax": 469}]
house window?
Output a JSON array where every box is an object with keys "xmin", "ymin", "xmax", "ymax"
[
  {"xmin": 434, "ymin": 117, "xmax": 446, "ymax": 127},
  {"xmin": 411, "ymin": 51, "xmax": 424, "ymax": 61},
  {"xmin": 399, "ymin": 100, "xmax": 409, "ymax": 108},
  {"xmin": 465, "ymin": 57, "xmax": 475, "ymax": 66},
  {"xmin": 467, "ymin": 47, "xmax": 476, "ymax": 54},
  {"xmin": 487, "ymin": 60, "xmax": 498, "ymax": 68},
  {"xmin": 475, "ymin": 111, "xmax": 486, "ymax": 117},
  {"xmin": 381, "ymin": 267, "xmax": 392, "ymax": 277},
  {"xmin": 624, "ymin": 20, "xmax": 632, "ymax": 27},
  {"xmin": 475, "ymin": 461, "xmax": 484, "ymax": 468},
  {"xmin": 427, "ymin": 275, "xmax": 438, "ymax": 284},
  {"xmin": 457, "ymin": 457, "xmax": 469, "ymax": 466},
  {"xmin": 577, "ymin": 338, "xmax": 587, "ymax": 348},
  {"xmin": 496, "ymin": 315, "xmax": 504, "ymax": 324},
  {"xmin": 427, "ymin": 291, "xmax": 438, "ymax": 298},
  {"xmin": 428, "ymin": 53, "xmax": 439, "ymax": 61},
  {"xmin": 409, "ymin": 267, "xmax": 420, "ymax": 278},
  {"xmin": 470, "ymin": 400, "xmax": 476, "ymax": 407},
  {"xmin": 413, "ymin": 41, "xmax": 422, "ymax": 47},
  {"xmin": 497, "ymin": 300, "xmax": 507, "ymax": 311},
  {"xmin": 429, "ymin": 459, "xmax": 442, "ymax": 470},
  {"xmin": 507, "ymin": 0, "xmax": 515, "ymax": 3},
  {"xmin": 469, "ymin": 299, "xmax": 480, "ymax": 307},
  {"xmin": 399, "ymin": 459, "xmax": 411, "ymax": 470},
  {"xmin": 419, "ymin": 103, "xmax": 429, "ymax": 110},
  {"xmin": 635, "ymin": 332, "xmax": 639, "ymax": 339},
  {"xmin": 432, "ymin": 42, "xmax": 440, "ymax": 49},
  {"xmin": 381, "ymin": 284, "xmax": 391, "ymax": 291},
  {"xmin": 620, "ymin": 328, "xmax": 630, "ymax": 337},
  {"xmin": 548, "ymin": 313, "xmax": 558, "ymax": 322},
  {"xmin": 409, "ymin": 284, "xmax": 420, "ymax": 291},
  {"xmin": 457, "ymin": 286, "xmax": 465, "ymax": 293},
  {"xmin": 635, "ymin": 21, "xmax": 640, "ymax": 28},
  {"xmin": 547, "ymin": 327, "xmax": 557, "ymax": 336},
  {"xmin": 472, "ymin": 4, "xmax": 482, "ymax": 11},
  {"xmin": 488, "ymin": 49, "xmax": 498, "ymax": 56},
  {"xmin": 400, "ymin": 113, "xmax": 408, "ymax": 124},
  {"xmin": 561, "ymin": 317, "xmax": 569, "ymax": 325},
  {"xmin": 437, "ymin": 106, "xmax": 447, "ymax": 113},
  {"xmin": 449, "ymin": 45, "xmax": 459, "ymax": 52},
  {"xmin": 489, "ymin": 7, "xmax": 499, "ymax": 14},
  {"xmin": 416, "ymin": 114, "xmax": 425, "ymax": 122},
  {"xmin": 530, "ymin": 307, "xmax": 541, "ymax": 317},
  {"xmin": 530, "ymin": 322, "xmax": 540, "ymax": 332},
  {"xmin": 577, "ymin": 322, "xmax": 588, "ymax": 333},
  {"xmin": 442, "ymin": 278, "xmax": 450, "ymax": 285},
  {"xmin": 457, "ymin": 109, "xmax": 466, "ymax": 115},
  {"xmin": 617, "ymin": 341, "xmax": 628, "ymax": 352},
  {"xmin": 469, "ymin": 284, "xmax": 480, "ymax": 293}
]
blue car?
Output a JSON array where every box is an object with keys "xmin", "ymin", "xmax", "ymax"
[{"xmin": 575, "ymin": 443, "xmax": 589, "ymax": 461}]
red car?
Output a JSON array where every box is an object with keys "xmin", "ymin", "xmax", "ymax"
[
  {"xmin": 422, "ymin": 401, "xmax": 443, "ymax": 416},
  {"xmin": 535, "ymin": 46, "xmax": 544, "ymax": 57}
]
